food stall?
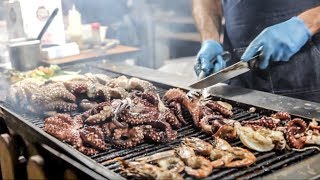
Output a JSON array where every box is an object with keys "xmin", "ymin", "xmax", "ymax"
[{"xmin": 1, "ymin": 1, "xmax": 320, "ymax": 180}]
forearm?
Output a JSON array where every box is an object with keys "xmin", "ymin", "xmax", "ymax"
[
  {"xmin": 298, "ymin": 6, "xmax": 320, "ymax": 35},
  {"xmin": 192, "ymin": 0, "xmax": 222, "ymax": 42}
]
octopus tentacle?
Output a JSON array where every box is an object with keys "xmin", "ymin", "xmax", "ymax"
[
  {"xmin": 271, "ymin": 112, "xmax": 291, "ymax": 121},
  {"xmin": 44, "ymin": 101, "xmax": 77, "ymax": 112},
  {"xmin": 157, "ymin": 108, "xmax": 182, "ymax": 129},
  {"xmin": 63, "ymin": 81, "xmax": 89, "ymax": 94},
  {"xmin": 163, "ymin": 88, "xmax": 201, "ymax": 127},
  {"xmin": 212, "ymin": 119, "xmax": 238, "ymax": 140},
  {"xmin": 79, "ymin": 126, "xmax": 108, "ymax": 151},
  {"xmin": 286, "ymin": 118, "xmax": 307, "ymax": 149},
  {"xmin": 199, "ymin": 115, "xmax": 224, "ymax": 134},
  {"xmin": 112, "ymin": 127, "xmax": 145, "ymax": 148},
  {"xmin": 205, "ymin": 101, "xmax": 233, "ymax": 117},
  {"xmin": 242, "ymin": 116, "xmax": 280, "ymax": 130},
  {"xmin": 168, "ymin": 101, "xmax": 187, "ymax": 126},
  {"xmin": 144, "ymin": 120, "xmax": 177, "ymax": 142}
]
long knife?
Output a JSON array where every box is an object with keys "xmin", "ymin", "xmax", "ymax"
[{"xmin": 189, "ymin": 51, "xmax": 261, "ymax": 89}]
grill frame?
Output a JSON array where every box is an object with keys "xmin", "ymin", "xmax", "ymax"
[{"xmin": 0, "ymin": 64, "xmax": 319, "ymax": 179}]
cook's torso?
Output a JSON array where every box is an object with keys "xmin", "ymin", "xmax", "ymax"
[{"xmin": 222, "ymin": 0, "xmax": 320, "ymax": 102}]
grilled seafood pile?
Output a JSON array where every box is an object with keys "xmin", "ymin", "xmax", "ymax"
[
  {"xmin": 119, "ymin": 137, "xmax": 256, "ymax": 179},
  {"xmin": 237, "ymin": 112, "xmax": 320, "ymax": 151},
  {"xmin": 163, "ymin": 89, "xmax": 320, "ymax": 152},
  {"xmin": 6, "ymin": 73, "xmax": 111, "ymax": 116},
  {"xmin": 163, "ymin": 89, "xmax": 236, "ymax": 139},
  {"xmin": 42, "ymin": 76, "xmax": 181, "ymax": 154}
]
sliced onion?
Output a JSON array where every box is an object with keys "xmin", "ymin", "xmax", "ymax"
[{"xmin": 237, "ymin": 126, "xmax": 274, "ymax": 152}]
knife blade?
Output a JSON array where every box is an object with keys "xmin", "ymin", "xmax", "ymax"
[{"xmin": 189, "ymin": 51, "xmax": 261, "ymax": 89}]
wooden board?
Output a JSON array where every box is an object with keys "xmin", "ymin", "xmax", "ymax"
[{"xmin": 43, "ymin": 45, "xmax": 140, "ymax": 65}]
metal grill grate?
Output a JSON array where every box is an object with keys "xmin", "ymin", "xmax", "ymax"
[{"xmin": 1, "ymin": 66, "xmax": 319, "ymax": 179}]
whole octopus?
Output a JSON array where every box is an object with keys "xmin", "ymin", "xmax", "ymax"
[{"xmin": 42, "ymin": 75, "xmax": 180, "ymax": 154}]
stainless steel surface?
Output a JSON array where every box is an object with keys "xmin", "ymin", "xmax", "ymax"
[
  {"xmin": 9, "ymin": 39, "xmax": 41, "ymax": 71},
  {"xmin": 190, "ymin": 61, "xmax": 250, "ymax": 89}
]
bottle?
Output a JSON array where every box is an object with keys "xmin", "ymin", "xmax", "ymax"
[
  {"xmin": 91, "ymin": 22, "xmax": 101, "ymax": 47},
  {"xmin": 67, "ymin": 5, "xmax": 83, "ymax": 49}
]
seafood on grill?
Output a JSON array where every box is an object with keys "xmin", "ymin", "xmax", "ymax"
[
  {"xmin": 163, "ymin": 88, "xmax": 201, "ymax": 127},
  {"xmin": 242, "ymin": 116, "xmax": 281, "ymax": 130},
  {"xmin": 118, "ymin": 159, "xmax": 183, "ymax": 180},
  {"xmin": 107, "ymin": 76, "xmax": 157, "ymax": 92},
  {"xmin": 236, "ymin": 123, "xmax": 287, "ymax": 152},
  {"xmin": 182, "ymin": 137, "xmax": 213, "ymax": 156},
  {"xmin": 184, "ymin": 156, "xmax": 213, "ymax": 178},
  {"xmin": 271, "ymin": 111, "xmax": 291, "ymax": 121},
  {"xmin": 43, "ymin": 114, "xmax": 99, "ymax": 155},
  {"xmin": 163, "ymin": 88, "xmax": 233, "ymax": 128},
  {"xmin": 112, "ymin": 126, "xmax": 145, "ymax": 148},
  {"xmin": 286, "ymin": 118, "xmax": 307, "ymax": 149},
  {"xmin": 119, "ymin": 136, "xmax": 257, "ymax": 179},
  {"xmin": 6, "ymin": 79, "xmax": 78, "ymax": 116},
  {"xmin": 212, "ymin": 118, "xmax": 238, "ymax": 140},
  {"xmin": 157, "ymin": 157, "xmax": 185, "ymax": 173},
  {"xmin": 79, "ymin": 126, "xmax": 109, "ymax": 151}
]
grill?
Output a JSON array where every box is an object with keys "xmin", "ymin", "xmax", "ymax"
[{"xmin": 0, "ymin": 65, "xmax": 318, "ymax": 179}]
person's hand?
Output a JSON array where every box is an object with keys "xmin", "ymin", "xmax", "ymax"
[
  {"xmin": 194, "ymin": 40, "xmax": 226, "ymax": 78},
  {"xmin": 241, "ymin": 17, "xmax": 311, "ymax": 69}
]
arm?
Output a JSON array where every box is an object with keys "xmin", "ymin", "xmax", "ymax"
[
  {"xmin": 298, "ymin": 6, "xmax": 320, "ymax": 36},
  {"xmin": 192, "ymin": 0, "xmax": 222, "ymax": 42}
]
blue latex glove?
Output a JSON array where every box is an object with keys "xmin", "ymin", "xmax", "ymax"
[
  {"xmin": 241, "ymin": 17, "xmax": 311, "ymax": 69},
  {"xmin": 194, "ymin": 40, "xmax": 226, "ymax": 77}
]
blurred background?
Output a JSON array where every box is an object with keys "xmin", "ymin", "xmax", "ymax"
[{"xmin": 0, "ymin": 0, "xmax": 200, "ymax": 79}]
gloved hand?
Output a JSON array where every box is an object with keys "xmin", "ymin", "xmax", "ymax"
[
  {"xmin": 194, "ymin": 40, "xmax": 226, "ymax": 77},
  {"xmin": 241, "ymin": 17, "xmax": 311, "ymax": 69}
]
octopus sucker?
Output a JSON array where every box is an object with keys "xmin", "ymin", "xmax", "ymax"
[
  {"xmin": 44, "ymin": 101, "xmax": 78, "ymax": 112},
  {"xmin": 79, "ymin": 126, "xmax": 109, "ymax": 151},
  {"xmin": 163, "ymin": 88, "xmax": 201, "ymax": 127},
  {"xmin": 112, "ymin": 127, "xmax": 145, "ymax": 149},
  {"xmin": 63, "ymin": 80, "xmax": 89, "ymax": 94},
  {"xmin": 205, "ymin": 101, "xmax": 233, "ymax": 117},
  {"xmin": 242, "ymin": 116, "xmax": 280, "ymax": 130},
  {"xmin": 271, "ymin": 111, "xmax": 291, "ymax": 121}
]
